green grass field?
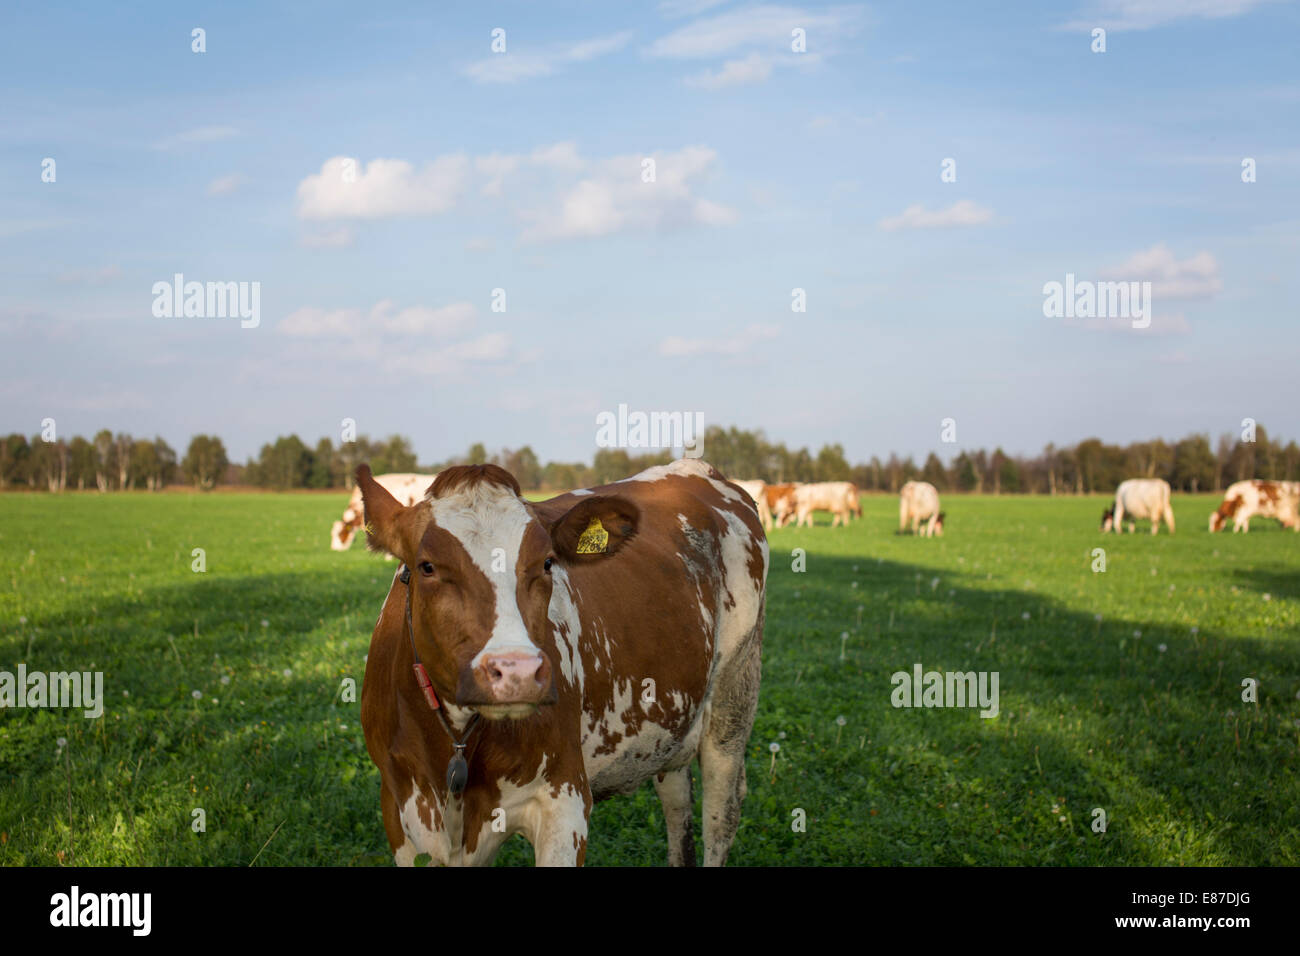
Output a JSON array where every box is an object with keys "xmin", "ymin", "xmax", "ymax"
[{"xmin": 2, "ymin": 490, "xmax": 1297, "ymax": 865}]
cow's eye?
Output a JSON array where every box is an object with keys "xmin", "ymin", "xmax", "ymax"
[
  {"xmin": 418, "ymin": 561, "xmax": 435, "ymax": 577},
  {"xmin": 543, "ymin": 557, "xmax": 554, "ymax": 573}
]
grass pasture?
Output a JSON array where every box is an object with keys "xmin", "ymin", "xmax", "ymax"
[{"xmin": 1, "ymin": 490, "xmax": 1298, "ymax": 866}]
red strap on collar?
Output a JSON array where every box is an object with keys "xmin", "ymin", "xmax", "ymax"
[{"xmin": 412, "ymin": 662, "xmax": 441, "ymax": 710}]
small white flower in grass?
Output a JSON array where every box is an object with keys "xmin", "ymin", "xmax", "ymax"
[
  {"xmin": 1263, "ymin": 593, "xmax": 1271, "ymax": 602},
  {"xmin": 1158, "ymin": 644, "xmax": 1167, "ymax": 653},
  {"xmin": 1094, "ymin": 614, "xmax": 1102, "ymax": 622},
  {"xmin": 19, "ymin": 616, "xmax": 27, "ymax": 624},
  {"xmin": 1058, "ymin": 815, "xmax": 1067, "ymax": 823},
  {"xmin": 1022, "ymin": 612, "xmax": 1030, "ymax": 620},
  {"xmin": 191, "ymin": 690, "xmax": 201, "ymax": 699},
  {"xmin": 1133, "ymin": 630, "xmax": 1142, "ymax": 638},
  {"xmin": 1168, "ymin": 584, "xmax": 1175, "ymax": 592},
  {"xmin": 282, "ymin": 668, "xmax": 292, "ymax": 678},
  {"xmin": 778, "ymin": 731, "xmax": 787, "ymax": 740},
  {"xmin": 930, "ymin": 577, "xmax": 940, "ymax": 590},
  {"xmin": 1190, "ymin": 626, "xmax": 1199, "ymax": 635},
  {"xmin": 220, "ymin": 675, "xmax": 231, "ymax": 685},
  {"xmin": 210, "ymin": 698, "xmax": 219, "ymax": 705},
  {"xmin": 122, "ymin": 690, "xmax": 129, "ymax": 697},
  {"xmin": 57, "ymin": 737, "xmax": 67, "ymax": 748},
  {"xmin": 768, "ymin": 741, "xmax": 780, "ymax": 777},
  {"xmin": 851, "ymin": 581, "xmax": 858, "ymax": 588},
  {"xmin": 339, "ymin": 724, "xmax": 348, "ymax": 731},
  {"xmin": 852, "ymin": 565, "xmax": 858, "ymax": 572},
  {"xmin": 261, "ymin": 619, "xmax": 269, "ymax": 628},
  {"xmin": 835, "ymin": 715, "xmax": 846, "ymax": 744},
  {"xmin": 1150, "ymin": 568, "xmax": 1157, "ymax": 576}
]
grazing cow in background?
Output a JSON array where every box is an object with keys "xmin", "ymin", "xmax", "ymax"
[
  {"xmin": 899, "ymin": 480, "xmax": 944, "ymax": 537},
  {"xmin": 1102, "ymin": 478, "xmax": 1175, "ymax": 534},
  {"xmin": 791, "ymin": 481, "xmax": 859, "ymax": 528},
  {"xmin": 357, "ymin": 458, "xmax": 768, "ymax": 867},
  {"xmin": 331, "ymin": 473, "xmax": 437, "ymax": 551},
  {"xmin": 732, "ymin": 479, "xmax": 773, "ymax": 530},
  {"xmin": 765, "ymin": 483, "xmax": 798, "ymax": 528},
  {"xmin": 1209, "ymin": 479, "xmax": 1300, "ymax": 532}
]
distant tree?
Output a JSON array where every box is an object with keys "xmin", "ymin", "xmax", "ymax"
[
  {"xmin": 369, "ymin": 435, "xmax": 418, "ymax": 475},
  {"xmin": 815, "ymin": 443, "xmax": 851, "ymax": 482},
  {"xmin": 68, "ymin": 436, "xmax": 95, "ymax": 490},
  {"xmin": 309, "ymin": 437, "xmax": 336, "ymax": 488},
  {"xmin": 921, "ymin": 452, "xmax": 948, "ymax": 491},
  {"xmin": 1171, "ymin": 434, "xmax": 1215, "ymax": 492},
  {"xmin": 464, "ymin": 442, "xmax": 489, "ymax": 466},
  {"xmin": 0, "ymin": 434, "xmax": 31, "ymax": 488},
  {"xmin": 92, "ymin": 429, "xmax": 113, "ymax": 492},
  {"xmin": 592, "ymin": 448, "xmax": 632, "ymax": 484},
  {"xmin": 114, "ymin": 432, "xmax": 134, "ymax": 490},
  {"xmin": 182, "ymin": 435, "xmax": 229, "ymax": 490},
  {"xmin": 501, "ymin": 445, "xmax": 542, "ymax": 489}
]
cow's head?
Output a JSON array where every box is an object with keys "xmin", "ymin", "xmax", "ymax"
[
  {"xmin": 934, "ymin": 511, "xmax": 946, "ymax": 536},
  {"xmin": 330, "ymin": 519, "xmax": 352, "ymax": 551},
  {"xmin": 1100, "ymin": 506, "xmax": 1115, "ymax": 533},
  {"xmin": 1209, "ymin": 496, "xmax": 1239, "ymax": 532},
  {"xmin": 356, "ymin": 463, "xmax": 638, "ymax": 720}
]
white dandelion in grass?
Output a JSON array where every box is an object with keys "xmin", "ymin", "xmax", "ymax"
[
  {"xmin": 1263, "ymin": 593, "xmax": 1272, "ymax": 602},
  {"xmin": 57, "ymin": 737, "xmax": 67, "ymax": 748},
  {"xmin": 191, "ymin": 689, "xmax": 201, "ymax": 700},
  {"xmin": 1133, "ymin": 630, "xmax": 1142, "ymax": 638},
  {"xmin": 1094, "ymin": 614, "xmax": 1102, "ymax": 622},
  {"xmin": 210, "ymin": 698, "xmax": 219, "ymax": 705},
  {"xmin": 768, "ymin": 742, "xmax": 780, "ymax": 779},
  {"xmin": 778, "ymin": 731, "xmax": 787, "ymax": 740},
  {"xmin": 19, "ymin": 616, "xmax": 27, "ymax": 625},
  {"xmin": 1022, "ymin": 612, "xmax": 1031, "ymax": 620},
  {"xmin": 261, "ymin": 619, "xmax": 269, "ymax": 627},
  {"xmin": 835, "ymin": 715, "xmax": 846, "ymax": 745},
  {"xmin": 220, "ymin": 675, "xmax": 231, "ymax": 685},
  {"xmin": 1158, "ymin": 644, "xmax": 1167, "ymax": 653},
  {"xmin": 1190, "ymin": 626, "xmax": 1199, "ymax": 635},
  {"xmin": 282, "ymin": 668, "xmax": 292, "ymax": 678}
]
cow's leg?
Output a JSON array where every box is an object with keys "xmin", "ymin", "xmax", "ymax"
[
  {"xmin": 699, "ymin": 636, "xmax": 761, "ymax": 867},
  {"xmin": 654, "ymin": 766, "xmax": 697, "ymax": 867},
  {"xmin": 1113, "ymin": 501, "xmax": 1125, "ymax": 534},
  {"xmin": 531, "ymin": 789, "xmax": 590, "ymax": 867}
]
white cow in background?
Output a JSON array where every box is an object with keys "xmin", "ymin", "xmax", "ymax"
[
  {"xmin": 792, "ymin": 481, "xmax": 860, "ymax": 528},
  {"xmin": 731, "ymin": 479, "xmax": 774, "ymax": 530},
  {"xmin": 1209, "ymin": 479, "xmax": 1300, "ymax": 532},
  {"xmin": 899, "ymin": 480, "xmax": 944, "ymax": 537},
  {"xmin": 1101, "ymin": 478, "xmax": 1175, "ymax": 534},
  {"xmin": 330, "ymin": 473, "xmax": 437, "ymax": 551}
]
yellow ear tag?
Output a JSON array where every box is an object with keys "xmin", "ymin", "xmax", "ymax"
[{"xmin": 575, "ymin": 517, "xmax": 610, "ymax": 555}]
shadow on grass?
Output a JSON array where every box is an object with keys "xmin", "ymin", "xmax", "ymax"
[{"xmin": 3, "ymin": 552, "xmax": 1297, "ymax": 866}]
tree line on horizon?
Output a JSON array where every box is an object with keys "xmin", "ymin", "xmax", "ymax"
[{"xmin": 1, "ymin": 424, "xmax": 1296, "ymax": 495}]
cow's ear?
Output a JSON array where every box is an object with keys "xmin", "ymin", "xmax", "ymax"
[
  {"xmin": 357, "ymin": 464, "xmax": 429, "ymax": 561},
  {"xmin": 550, "ymin": 496, "xmax": 639, "ymax": 562}
]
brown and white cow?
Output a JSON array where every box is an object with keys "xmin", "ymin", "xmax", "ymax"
[
  {"xmin": 1209, "ymin": 479, "xmax": 1300, "ymax": 533},
  {"xmin": 899, "ymin": 480, "xmax": 943, "ymax": 537},
  {"xmin": 357, "ymin": 458, "xmax": 768, "ymax": 867},
  {"xmin": 791, "ymin": 481, "xmax": 860, "ymax": 528},
  {"xmin": 764, "ymin": 483, "xmax": 798, "ymax": 528},
  {"xmin": 732, "ymin": 479, "xmax": 773, "ymax": 531},
  {"xmin": 331, "ymin": 473, "xmax": 436, "ymax": 551},
  {"xmin": 1101, "ymin": 478, "xmax": 1175, "ymax": 535}
]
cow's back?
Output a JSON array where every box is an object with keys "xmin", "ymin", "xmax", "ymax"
[{"xmin": 534, "ymin": 460, "xmax": 768, "ymax": 798}]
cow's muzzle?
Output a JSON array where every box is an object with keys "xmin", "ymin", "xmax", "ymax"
[{"xmin": 459, "ymin": 650, "xmax": 557, "ymax": 719}]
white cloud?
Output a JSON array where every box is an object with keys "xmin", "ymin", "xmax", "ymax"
[
  {"xmin": 152, "ymin": 126, "xmax": 240, "ymax": 150},
  {"xmin": 463, "ymin": 30, "xmax": 633, "ymax": 84},
  {"xmin": 296, "ymin": 155, "xmax": 468, "ymax": 220},
  {"xmin": 520, "ymin": 145, "xmax": 736, "ymax": 241},
  {"xmin": 648, "ymin": 4, "xmax": 863, "ymax": 58},
  {"xmin": 879, "ymin": 200, "xmax": 993, "ymax": 231},
  {"xmin": 684, "ymin": 52, "xmax": 773, "ymax": 88},
  {"xmin": 1101, "ymin": 243, "xmax": 1222, "ymax": 299},
  {"xmin": 1064, "ymin": 0, "xmax": 1277, "ymax": 31},
  {"xmin": 659, "ymin": 323, "xmax": 778, "ymax": 357},
  {"xmin": 280, "ymin": 300, "xmax": 475, "ymax": 338},
  {"xmin": 207, "ymin": 174, "xmax": 244, "ymax": 196}
]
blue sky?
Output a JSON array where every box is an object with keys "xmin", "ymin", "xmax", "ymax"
[{"xmin": 2, "ymin": 0, "xmax": 1298, "ymax": 465}]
